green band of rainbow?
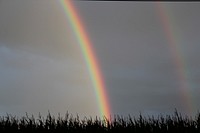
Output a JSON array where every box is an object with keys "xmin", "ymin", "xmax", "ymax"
[{"xmin": 59, "ymin": 0, "xmax": 111, "ymax": 119}]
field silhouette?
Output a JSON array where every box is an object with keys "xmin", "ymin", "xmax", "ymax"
[{"xmin": 0, "ymin": 110, "xmax": 200, "ymax": 133}]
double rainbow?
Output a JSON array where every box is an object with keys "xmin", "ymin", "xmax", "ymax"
[
  {"xmin": 59, "ymin": 0, "xmax": 111, "ymax": 119},
  {"xmin": 58, "ymin": 1, "xmax": 194, "ymax": 118}
]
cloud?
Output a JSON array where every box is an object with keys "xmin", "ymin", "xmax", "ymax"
[{"xmin": 0, "ymin": 45, "xmax": 98, "ymax": 117}]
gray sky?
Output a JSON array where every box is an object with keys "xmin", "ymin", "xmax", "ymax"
[{"xmin": 0, "ymin": 0, "xmax": 200, "ymax": 118}]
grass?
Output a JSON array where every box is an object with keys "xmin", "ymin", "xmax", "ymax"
[{"xmin": 0, "ymin": 110, "xmax": 200, "ymax": 133}]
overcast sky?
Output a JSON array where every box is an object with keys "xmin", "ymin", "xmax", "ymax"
[{"xmin": 0, "ymin": 1, "xmax": 200, "ymax": 118}]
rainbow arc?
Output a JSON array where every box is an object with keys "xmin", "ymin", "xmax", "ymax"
[
  {"xmin": 156, "ymin": 3, "xmax": 195, "ymax": 115},
  {"xmin": 59, "ymin": 0, "xmax": 111, "ymax": 119}
]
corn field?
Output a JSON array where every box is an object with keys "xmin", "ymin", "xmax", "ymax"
[{"xmin": 0, "ymin": 110, "xmax": 200, "ymax": 133}]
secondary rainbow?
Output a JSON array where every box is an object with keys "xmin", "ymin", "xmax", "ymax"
[
  {"xmin": 59, "ymin": 0, "xmax": 111, "ymax": 119},
  {"xmin": 156, "ymin": 3, "xmax": 195, "ymax": 115}
]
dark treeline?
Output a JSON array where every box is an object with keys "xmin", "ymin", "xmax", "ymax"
[{"xmin": 1, "ymin": 110, "xmax": 200, "ymax": 133}]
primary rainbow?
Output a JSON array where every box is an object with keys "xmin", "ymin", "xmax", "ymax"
[
  {"xmin": 59, "ymin": 0, "xmax": 111, "ymax": 119},
  {"xmin": 156, "ymin": 3, "xmax": 195, "ymax": 115}
]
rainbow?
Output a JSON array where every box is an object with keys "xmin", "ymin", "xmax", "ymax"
[
  {"xmin": 59, "ymin": 0, "xmax": 111, "ymax": 119},
  {"xmin": 156, "ymin": 3, "xmax": 195, "ymax": 115}
]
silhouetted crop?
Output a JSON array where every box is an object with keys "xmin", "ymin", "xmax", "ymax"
[{"xmin": 0, "ymin": 110, "xmax": 200, "ymax": 133}]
